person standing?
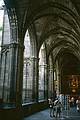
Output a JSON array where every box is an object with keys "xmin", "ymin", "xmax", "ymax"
[
  {"xmin": 48, "ymin": 97, "xmax": 53, "ymax": 117},
  {"xmin": 54, "ymin": 99, "xmax": 63, "ymax": 118},
  {"xmin": 76, "ymin": 97, "xmax": 80, "ymax": 112}
]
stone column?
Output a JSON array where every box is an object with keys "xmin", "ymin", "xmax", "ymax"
[
  {"xmin": 8, "ymin": 8, "xmax": 19, "ymax": 105},
  {"xmin": 55, "ymin": 60, "xmax": 61, "ymax": 96},
  {"xmin": 31, "ymin": 57, "xmax": 39, "ymax": 102},
  {"xmin": 44, "ymin": 64, "xmax": 48, "ymax": 100},
  {"xmin": 9, "ymin": 43, "xmax": 19, "ymax": 103},
  {"xmin": 15, "ymin": 43, "xmax": 24, "ymax": 108},
  {"xmin": 0, "ymin": 7, "xmax": 24, "ymax": 120},
  {"xmin": 48, "ymin": 66, "xmax": 54, "ymax": 97}
]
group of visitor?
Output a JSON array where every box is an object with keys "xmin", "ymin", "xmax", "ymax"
[
  {"xmin": 48, "ymin": 94, "xmax": 80, "ymax": 118},
  {"xmin": 76, "ymin": 97, "xmax": 80, "ymax": 112},
  {"xmin": 69, "ymin": 96, "xmax": 80, "ymax": 112},
  {"xmin": 48, "ymin": 95, "xmax": 63, "ymax": 118}
]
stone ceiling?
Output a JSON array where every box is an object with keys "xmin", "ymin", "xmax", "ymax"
[{"xmin": 3, "ymin": 0, "xmax": 80, "ymax": 62}]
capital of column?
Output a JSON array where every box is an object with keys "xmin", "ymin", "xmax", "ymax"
[
  {"xmin": 1, "ymin": 42, "xmax": 24, "ymax": 52},
  {"xmin": 1, "ymin": 44, "xmax": 9, "ymax": 53},
  {"xmin": 31, "ymin": 57, "xmax": 39, "ymax": 61},
  {"xmin": 48, "ymin": 68, "xmax": 53, "ymax": 71},
  {"xmin": 9, "ymin": 42, "xmax": 24, "ymax": 50},
  {"xmin": 39, "ymin": 64, "xmax": 48, "ymax": 68}
]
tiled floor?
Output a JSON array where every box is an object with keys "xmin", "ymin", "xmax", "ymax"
[{"xmin": 24, "ymin": 107, "xmax": 80, "ymax": 120}]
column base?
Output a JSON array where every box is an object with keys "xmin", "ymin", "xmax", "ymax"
[{"xmin": 0, "ymin": 107, "xmax": 23, "ymax": 120}]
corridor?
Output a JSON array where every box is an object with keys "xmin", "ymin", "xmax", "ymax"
[
  {"xmin": 1, "ymin": 0, "xmax": 80, "ymax": 120},
  {"xmin": 24, "ymin": 107, "xmax": 80, "ymax": 120}
]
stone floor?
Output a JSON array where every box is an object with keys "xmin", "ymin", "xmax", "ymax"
[{"xmin": 24, "ymin": 107, "xmax": 80, "ymax": 120}]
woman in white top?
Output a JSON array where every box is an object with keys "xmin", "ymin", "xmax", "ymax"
[
  {"xmin": 54, "ymin": 99, "xmax": 63, "ymax": 118},
  {"xmin": 48, "ymin": 97, "xmax": 53, "ymax": 117},
  {"xmin": 76, "ymin": 98, "xmax": 80, "ymax": 112}
]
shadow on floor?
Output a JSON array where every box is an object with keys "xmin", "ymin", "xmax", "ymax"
[{"xmin": 24, "ymin": 107, "xmax": 80, "ymax": 120}]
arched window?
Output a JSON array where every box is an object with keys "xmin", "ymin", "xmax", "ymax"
[
  {"xmin": 48, "ymin": 55, "xmax": 54, "ymax": 98},
  {"xmin": 39, "ymin": 43, "xmax": 47, "ymax": 100},
  {"xmin": 0, "ymin": 1, "xmax": 13, "ymax": 106},
  {"xmin": 22, "ymin": 30, "xmax": 33, "ymax": 104},
  {"xmin": 0, "ymin": 0, "xmax": 4, "ymax": 51}
]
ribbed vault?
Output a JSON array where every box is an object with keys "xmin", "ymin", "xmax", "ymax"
[
  {"xmin": 3, "ymin": 0, "xmax": 80, "ymax": 67},
  {"xmin": 1, "ymin": 0, "xmax": 80, "ymax": 119}
]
